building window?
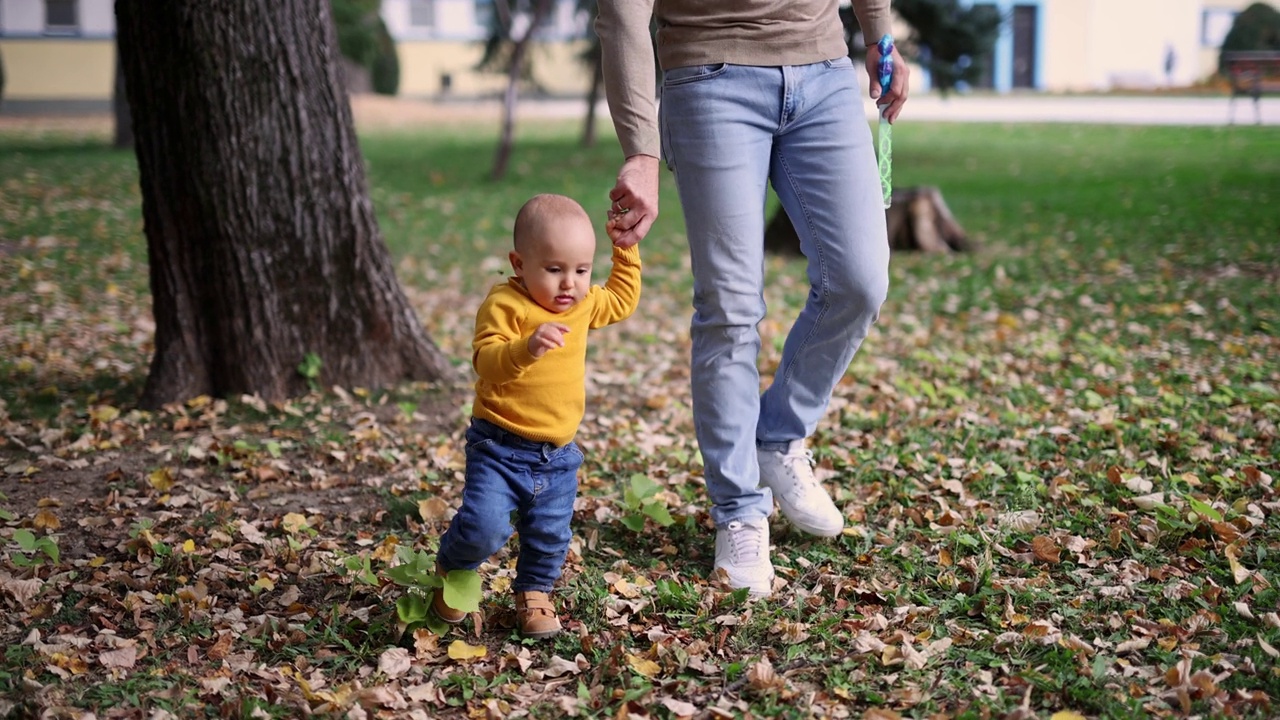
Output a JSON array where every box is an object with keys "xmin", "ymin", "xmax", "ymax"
[
  {"xmin": 474, "ymin": 0, "xmax": 494, "ymax": 30},
  {"xmin": 1201, "ymin": 8, "xmax": 1235, "ymax": 48},
  {"xmin": 409, "ymin": 0, "xmax": 434, "ymax": 28},
  {"xmin": 45, "ymin": 0, "xmax": 78, "ymax": 34}
]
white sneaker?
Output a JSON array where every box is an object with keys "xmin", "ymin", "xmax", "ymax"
[
  {"xmin": 758, "ymin": 440, "xmax": 844, "ymax": 537},
  {"xmin": 713, "ymin": 517, "xmax": 774, "ymax": 597}
]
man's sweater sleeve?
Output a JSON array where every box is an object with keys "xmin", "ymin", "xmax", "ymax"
[
  {"xmin": 852, "ymin": 0, "xmax": 893, "ymax": 47},
  {"xmin": 473, "ymin": 292, "xmax": 537, "ymax": 384},
  {"xmin": 595, "ymin": 0, "xmax": 660, "ymax": 159}
]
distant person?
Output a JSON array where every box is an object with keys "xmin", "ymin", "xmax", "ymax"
[
  {"xmin": 433, "ymin": 194, "xmax": 641, "ymax": 638},
  {"xmin": 1165, "ymin": 44, "xmax": 1177, "ymax": 87},
  {"xmin": 595, "ymin": 0, "xmax": 909, "ymax": 596}
]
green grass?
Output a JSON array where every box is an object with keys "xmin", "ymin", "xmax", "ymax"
[{"xmin": 1, "ymin": 117, "xmax": 1278, "ymax": 718}]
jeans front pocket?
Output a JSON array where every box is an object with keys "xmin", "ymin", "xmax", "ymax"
[{"xmin": 662, "ymin": 63, "xmax": 729, "ymax": 88}]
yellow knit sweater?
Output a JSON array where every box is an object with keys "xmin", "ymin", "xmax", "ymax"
[{"xmin": 471, "ymin": 244, "xmax": 641, "ymax": 446}]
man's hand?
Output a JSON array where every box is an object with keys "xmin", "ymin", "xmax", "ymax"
[
  {"xmin": 528, "ymin": 323, "xmax": 570, "ymax": 358},
  {"xmin": 865, "ymin": 42, "xmax": 910, "ymax": 124},
  {"xmin": 606, "ymin": 154, "xmax": 659, "ymax": 248}
]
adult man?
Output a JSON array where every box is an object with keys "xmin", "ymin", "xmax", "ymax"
[{"xmin": 597, "ymin": 0, "xmax": 909, "ymax": 596}]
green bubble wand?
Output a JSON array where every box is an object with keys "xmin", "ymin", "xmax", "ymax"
[{"xmin": 876, "ymin": 34, "xmax": 894, "ymax": 209}]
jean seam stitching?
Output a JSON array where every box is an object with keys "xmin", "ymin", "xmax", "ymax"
[{"xmin": 773, "ymin": 150, "xmax": 831, "ymax": 392}]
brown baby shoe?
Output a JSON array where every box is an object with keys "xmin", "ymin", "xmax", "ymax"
[
  {"xmin": 432, "ymin": 566, "xmax": 466, "ymax": 624},
  {"xmin": 514, "ymin": 591, "xmax": 561, "ymax": 639}
]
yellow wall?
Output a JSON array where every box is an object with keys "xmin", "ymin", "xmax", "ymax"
[
  {"xmin": 395, "ymin": 40, "xmax": 594, "ymax": 99},
  {"xmin": 0, "ymin": 38, "xmax": 594, "ymax": 104},
  {"xmin": 1040, "ymin": 0, "xmax": 1256, "ymax": 90},
  {"xmin": 0, "ymin": 40, "xmax": 114, "ymax": 100},
  {"xmin": 1041, "ymin": 0, "xmax": 1091, "ymax": 91}
]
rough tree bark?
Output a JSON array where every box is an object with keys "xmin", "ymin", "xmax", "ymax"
[
  {"xmin": 764, "ymin": 186, "xmax": 972, "ymax": 255},
  {"xmin": 116, "ymin": 0, "xmax": 452, "ymax": 408}
]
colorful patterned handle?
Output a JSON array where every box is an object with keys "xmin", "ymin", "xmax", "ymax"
[
  {"xmin": 878, "ymin": 34, "xmax": 895, "ymax": 96},
  {"xmin": 876, "ymin": 35, "xmax": 894, "ymax": 209}
]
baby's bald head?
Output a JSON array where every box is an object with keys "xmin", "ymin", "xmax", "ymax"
[{"xmin": 514, "ymin": 193, "xmax": 593, "ymax": 255}]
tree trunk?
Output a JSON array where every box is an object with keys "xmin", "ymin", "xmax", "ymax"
[
  {"xmin": 491, "ymin": 0, "xmax": 553, "ymax": 181},
  {"xmin": 884, "ymin": 186, "xmax": 972, "ymax": 252},
  {"xmin": 764, "ymin": 186, "xmax": 972, "ymax": 256},
  {"xmin": 116, "ymin": 0, "xmax": 452, "ymax": 408},
  {"xmin": 581, "ymin": 50, "xmax": 603, "ymax": 148},
  {"xmin": 112, "ymin": 42, "xmax": 133, "ymax": 150}
]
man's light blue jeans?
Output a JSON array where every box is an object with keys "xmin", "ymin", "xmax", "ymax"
[
  {"xmin": 658, "ymin": 58, "xmax": 890, "ymax": 527},
  {"xmin": 437, "ymin": 418, "xmax": 582, "ymax": 593}
]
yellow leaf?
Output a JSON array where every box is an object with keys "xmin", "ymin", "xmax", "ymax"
[
  {"xmin": 1051, "ymin": 712, "xmax": 1087, "ymax": 720},
  {"xmin": 181, "ymin": 539, "xmax": 196, "ymax": 554},
  {"xmin": 33, "ymin": 509, "xmax": 60, "ymax": 530},
  {"xmin": 626, "ymin": 653, "xmax": 661, "ymax": 678},
  {"xmin": 89, "ymin": 405, "xmax": 119, "ymax": 423},
  {"xmin": 89, "ymin": 556, "xmax": 106, "ymax": 567},
  {"xmin": 148, "ymin": 467, "xmax": 175, "ymax": 492},
  {"xmin": 371, "ymin": 536, "xmax": 400, "ymax": 563},
  {"xmin": 281, "ymin": 513, "xmax": 309, "ymax": 535},
  {"xmin": 448, "ymin": 640, "xmax": 488, "ymax": 661},
  {"xmin": 613, "ymin": 578, "xmax": 641, "ymax": 599},
  {"xmin": 1225, "ymin": 542, "xmax": 1250, "ymax": 584},
  {"xmin": 252, "ymin": 576, "xmax": 275, "ymax": 593}
]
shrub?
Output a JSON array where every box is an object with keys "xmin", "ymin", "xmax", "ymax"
[
  {"xmin": 371, "ymin": 18, "xmax": 400, "ymax": 96},
  {"xmin": 1219, "ymin": 2, "xmax": 1280, "ymax": 74}
]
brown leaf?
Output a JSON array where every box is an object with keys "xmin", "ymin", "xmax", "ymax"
[
  {"xmin": 206, "ymin": 633, "xmax": 233, "ymax": 661},
  {"xmin": 378, "ymin": 647, "xmax": 412, "ymax": 678},
  {"xmin": 98, "ymin": 646, "xmax": 137, "ymax": 669},
  {"xmin": 1031, "ymin": 535, "xmax": 1061, "ymax": 564}
]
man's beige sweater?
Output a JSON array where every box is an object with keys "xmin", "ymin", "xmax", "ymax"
[{"xmin": 596, "ymin": 0, "xmax": 892, "ymax": 160}]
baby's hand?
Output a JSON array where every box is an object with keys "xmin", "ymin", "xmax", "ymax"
[
  {"xmin": 528, "ymin": 323, "xmax": 570, "ymax": 358},
  {"xmin": 605, "ymin": 214, "xmax": 627, "ymax": 246}
]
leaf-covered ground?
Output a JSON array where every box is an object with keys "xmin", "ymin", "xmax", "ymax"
[{"xmin": 1, "ymin": 103, "xmax": 1278, "ymax": 719}]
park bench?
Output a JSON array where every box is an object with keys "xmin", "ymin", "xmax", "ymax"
[{"xmin": 1224, "ymin": 51, "xmax": 1280, "ymax": 125}]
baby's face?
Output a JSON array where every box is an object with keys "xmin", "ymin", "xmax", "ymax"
[{"xmin": 511, "ymin": 218, "xmax": 597, "ymax": 313}]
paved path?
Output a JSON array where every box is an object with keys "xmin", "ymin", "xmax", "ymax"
[
  {"xmin": 469, "ymin": 93, "xmax": 1280, "ymax": 127},
  {"xmin": 6, "ymin": 93, "xmax": 1276, "ymax": 130},
  {"xmin": 866, "ymin": 94, "xmax": 1279, "ymax": 126}
]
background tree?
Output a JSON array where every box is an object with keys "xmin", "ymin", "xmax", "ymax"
[
  {"xmin": 115, "ymin": 0, "xmax": 450, "ymax": 408},
  {"xmin": 112, "ymin": 43, "xmax": 133, "ymax": 150},
  {"xmin": 881, "ymin": 0, "xmax": 1003, "ymax": 96},
  {"xmin": 478, "ymin": 0, "xmax": 556, "ymax": 180},
  {"xmin": 1218, "ymin": 2, "xmax": 1280, "ymax": 74},
  {"xmin": 332, "ymin": 0, "xmax": 400, "ymax": 95},
  {"xmin": 577, "ymin": 0, "xmax": 604, "ymax": 148}
]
